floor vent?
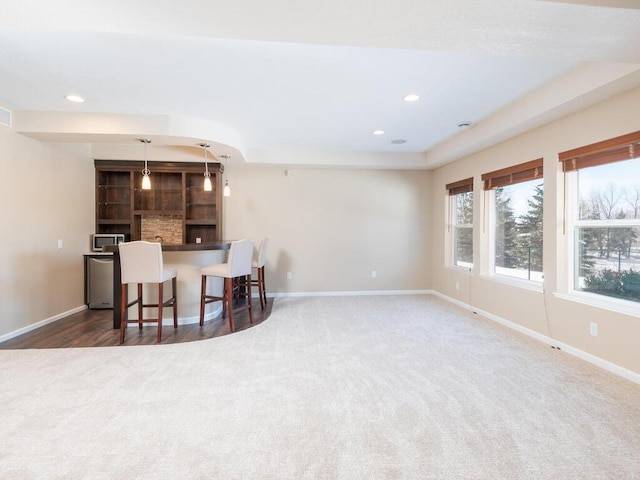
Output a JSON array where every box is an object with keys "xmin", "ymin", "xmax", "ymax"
[{"xmin": 0, "ymin": 106, "xmax": 12, "ymax": 127}]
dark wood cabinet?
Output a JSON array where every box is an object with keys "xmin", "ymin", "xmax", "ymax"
[{"xmin": 95, "ymin": 160, "xmax": 222, "ymax": 243}]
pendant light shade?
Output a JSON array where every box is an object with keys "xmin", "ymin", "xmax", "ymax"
[
  {"xmin": 140, "ymin": 138, "xmax": 151, "ymax": 190},
  {"xmin": 220, "ymin": 154, "xmax": 231, "ymax": 197},
  {"xmin": 200, "ymin": 143, "xmax": 213, "ymax": 192}
]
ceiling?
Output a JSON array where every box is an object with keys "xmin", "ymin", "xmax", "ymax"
[{"xmin": 1, "ymin": 0, "xmax": 639, "ymax": 168}]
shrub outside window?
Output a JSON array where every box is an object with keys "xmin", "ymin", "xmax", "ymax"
[{"xmin": 573, "ymin": 160, "xmax": 640, "ymax": 302}]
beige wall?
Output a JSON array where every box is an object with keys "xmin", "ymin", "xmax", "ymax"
[
  {"xmin": 2, "ymin": 134, "xmax": 431, "ymax": 337},
  {"xmin": 0, "ymin": 127, "xmax": 94, "ymax": 337},
  {"xmin": 430, "ymin": 84, "xmax": 640, "ymax": 375},
  {"xmin": 223, "ymin": 165, "xmax": 432, "ymax": 294},
  {"xmin": 4, "ymin": 83, "xmax": 639, "ymax": 378}
]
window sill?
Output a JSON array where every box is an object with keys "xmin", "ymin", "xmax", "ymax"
[
  {"xmin": 482, "ymin": 274, "xmax": 543, "ymax": 293},
  {"xmin": 445, "ymin": 264, "xmax": 473, "ymax": 273},
  {"xmin": 553, "ymin": 291, "xmax": 640, "ymax": 318}
]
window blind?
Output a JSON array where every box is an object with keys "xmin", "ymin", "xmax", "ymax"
[
  {"xmin": 481, "ymin": 158, "xmax": 543, "ymax": 190},
  {"xmin": 445, "ymin": 177, "xmax": 473, "ymax": 195},
  {"xmin": 559, "ymin": 130, "xmax": 640, "ymax": 172}
]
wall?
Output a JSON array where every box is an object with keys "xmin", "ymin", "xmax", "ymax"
[
  {"xmin": 92, "ymin": 144, "xmax": 433, "ymax": 295},
  {"xmin": 223, "ymin": 164, "xmax": 432, "ymax": 294},
  {"xmin": 1, "ymin": 136, "xmax": 431, "ymax": 338},
  {"xmin": 430, "ymin": 84, "xmax": 640, "ymax": 376},
  {"xmin": 0, "ymin": 127, "xmax": 94, "ymax": 338}
]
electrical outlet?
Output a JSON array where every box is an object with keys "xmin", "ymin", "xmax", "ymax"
[
  {"xmin": 57, "ymin": 239, "xmax": 63, "ymax": 249},
  {"xmin": 455, "ymin": 281, "xmax": 460, "ymax": 291},
  {"xmin": 371, "ymin": 270, "xmax": 377, "ymax": 278},
  {"xmin": 286, "ymin": 272, "xmax": 292, "ymax": 280},
  {"xmin": 590, "ymin": 322, "xmax": 598, "ymax": 337}
]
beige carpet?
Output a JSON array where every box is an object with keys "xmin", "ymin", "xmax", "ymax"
[{"xmin": 1, "ymin": 295, "xmax": 639, "ymax": 479}]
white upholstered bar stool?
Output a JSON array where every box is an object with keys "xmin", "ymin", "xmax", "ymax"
[
  {"xmin": 200, "ymin": 239, "xmax": 254, "ymax": 333},
  {"xmin": 119, "ymin": 241, "xmax": 178, "ymax": 344},
  {"xmin": 251, "ymin": 238, "xmax": 268, "ymax": 310}
]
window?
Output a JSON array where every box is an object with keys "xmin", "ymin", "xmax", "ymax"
[
  {"xmin": 447, "ymin": 178, "xmax": 473, "ymax": 268},
  {"xmin": 560, "ymin": 131, "xmax": 640, "ymax": 303},
  {"xmin": 482, "ymin": 159, "xmax": 543, "ymax": 282}
]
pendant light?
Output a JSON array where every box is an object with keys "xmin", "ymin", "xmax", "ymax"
[
  {"xmin": 199, "ymin": 143, "xmax": 213, "ymax": 191},
  {"xmin": 140, "ymin": 138, "xmax": 151, "ymax": 190},
  {"xmin": 220, "ymin": 154, "xmax": 231, "ymax": 197}
]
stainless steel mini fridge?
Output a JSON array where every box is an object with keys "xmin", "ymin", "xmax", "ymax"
[{"xmin": 85, "ymin": 255, "xmax": 114, "ymax": 309}]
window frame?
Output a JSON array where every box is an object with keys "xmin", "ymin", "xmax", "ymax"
[
  {"xmin": 446, "ymin": 178, "xmax": 474, "ymax": 270},
  {"xmin": 482, "ymin": 159, "xmax": 544, "ymax": 285},
  {"xmin": 560, "ymin": 130, "xmax": 640, "ymax": 307}
]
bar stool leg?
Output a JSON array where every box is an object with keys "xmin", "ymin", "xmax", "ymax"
[
  {"xmin": 137, "ymin": 283, "xmax": 143, "ymax": 330},
  {"xmin": 120, "ymin": 284, "xmax": 127, "ymax": 344},
  {"xmin": 157, "ymin": 283, "xmax": 163, "ymax": 343},
  {"xmin": 225, "ymin": 277, "xmax": 234, "ymax": 332},
  {"xmin": 247, "ymin": 274, "xmax": 253, "ymax": 325},
  {"xmin": 260, "ymin": 267, "xmax": 266, "ymax": 309},
  {"xmin": 199, "ymin": 275, "xmax": 206, "ymax": 327},
  {"xmin": 172, "ymin": 277, "xmax": 178, "ymax": 329}
]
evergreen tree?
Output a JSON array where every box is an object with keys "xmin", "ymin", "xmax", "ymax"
[
  {"xmin": 495, "ymin": 187, "xmax": 518, "ymax": 268},
  {"xmin": 455, "ymin": 192, "xmax": 474, "ymax": 264},
  {"xmin": 515, "ymin": 183, "xmax": 543, "ymax": 272}
]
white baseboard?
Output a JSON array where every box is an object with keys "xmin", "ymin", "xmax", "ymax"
[
  {"xmin": 431, "ymin": 291, "xmax": 640, "ymax": 385},
  {"xmin": 0, "ymin": 305, "xmax": 88, "ymax": 343},
  {"xmin": 269, "ymin": 289, "xmax": 433, "ymax": 298}
]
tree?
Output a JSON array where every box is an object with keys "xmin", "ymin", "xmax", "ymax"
[
  {"xmin": 577, "ymin": 198, "xmax": 597, "ymax": 277},
  {"xmin": 494, "ymin": 187, "xmax": 518, "ymax": 268},
  {"xmin": 624, "ymin": 185, "xmax": 640, "ymax": 220},
  {"xmin": 454, "ymin": 191, "xmax": 473, "ymax": 264},
  {"xmin": 592, "ymin": 183, "xmax": 623, "ymax": 258},
  {"xmin": 515, "ymin": 183, "xmax": 543, "ymax": 272}
]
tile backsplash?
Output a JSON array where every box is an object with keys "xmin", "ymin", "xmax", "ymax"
[{"xmin": 141, "ymin": 215, "xmax": 182, "ymax": 244}]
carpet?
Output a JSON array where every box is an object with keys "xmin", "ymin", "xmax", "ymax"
[{"xmin": 1, "ymin": 295, "xmax": 639, "ymax": 479}]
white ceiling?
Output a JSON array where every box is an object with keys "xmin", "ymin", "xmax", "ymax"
[{"xmin": 1, "ymin": 0, "xmax": 639, "ymax": 168}]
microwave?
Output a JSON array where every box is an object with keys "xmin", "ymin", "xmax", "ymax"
[{"xmin": 92, "ymin": 233, "xmax": 125, "ymax": 252}]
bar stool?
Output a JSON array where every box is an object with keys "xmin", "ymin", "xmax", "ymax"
[
  {"xmin": 252, "ymin": 238, "xmax": 268, "ymax": 310},
  {"xmin": 200, "ymin": 239, "xmax": 254, "ymax": 332},
  {"xmin": 119, "ymin": 241, "xmax": 178, "ymax": 344}
]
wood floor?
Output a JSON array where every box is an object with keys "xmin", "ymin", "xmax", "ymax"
[{"xmin": 0, "ymin": 298, "xmax": 273, "ymax": 349}]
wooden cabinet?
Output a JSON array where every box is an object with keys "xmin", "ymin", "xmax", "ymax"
[
  {"xmin": 95, "ymin": 160, "xmax": 222, "ymax": 243},
  {"xmin": 96, "ymin": 169, "xmax": 133, "ymax": 237},
  {"xmin": 185, "ymin": 172, "xmax": 220, "ymax": 243}
]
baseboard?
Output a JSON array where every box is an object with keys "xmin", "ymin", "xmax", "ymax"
[
  {"xmin": 269, "ymin": 289, "xmax": 433, "ymax": 298},
  {"xmin": 431, "ymin": 291, "xmax": 640, "ymax": 385},
  {"xmin": 0, "ymin": 305, "xmax": 88, "ymax": 343},
  {"xmin": 119, "ymin": 304, "xmax": 224, "ymax": 327}
]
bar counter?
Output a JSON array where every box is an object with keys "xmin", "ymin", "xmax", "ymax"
[{"xmin": 107, "ymin": 242, "xmax": 232, "ymax": 329}]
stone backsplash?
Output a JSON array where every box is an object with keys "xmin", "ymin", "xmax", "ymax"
[{"xmin": 141, "ymin": 215, "xmax": 183, "ymax": 245}]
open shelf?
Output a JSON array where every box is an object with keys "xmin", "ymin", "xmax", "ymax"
[{"xmin": 95, "ymin": 160, "xmax": 222, "ymax": 243}]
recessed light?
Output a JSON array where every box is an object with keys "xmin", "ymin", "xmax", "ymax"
[
  {"xmin": 403, "ymin": 94, "xmax": 420, "ymax": 102},
  {"xmin": 373, "ymin": 130, "xmax": 385, "ymax": 136},
  {"xmin": 65, "ymin": 94, "xmax": 85, "ymax": 103},
  {"xmin": 457, "ymin": 121, "xmax": 473, "ymax": 129},
  {"xmin": 391, "ymin": 139, "xmax": 407, "ymax": 144}
]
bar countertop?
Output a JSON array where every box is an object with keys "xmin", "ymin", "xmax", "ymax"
[{"xmin": 104, "ymin": 241, "xmax": 232, "ymax": 253}]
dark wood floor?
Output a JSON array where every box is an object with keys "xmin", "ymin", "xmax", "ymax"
[{"xmin": 0, "ymin": 298, "xmax": 272, "ymax": 349}]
